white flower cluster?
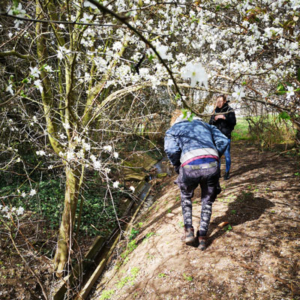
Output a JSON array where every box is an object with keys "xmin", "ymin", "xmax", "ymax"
[
  {"xmin": 30, "ymin": 67, "xmax": 40, "ymax": 78},
  {"xmin": 6, "ymin": 84, "xmax": 14, "ymax": 95},
  {"xmin": 7, "ymin": 3, "xmax": 26, "ymax": 28},
  {"xmin": 36, "ymin": 150, "xmax": 46, "ymax": 156},
  {"xmin": 90, "ymin": 155, "xmax": 101, "ymax": 170},
  {"xmin": 181, "ymin": 62, "xmax": 208, "ymax": 88},
  {"xmin": 83, "ymin": 1, "xmax": 98, "ymax": 9},
  {"xmin": 113, "ymin": 181, "xmax": 119, "ymax": 188},
  {"xmin": 0, "ymin": 205, "xmax": 25, "ymax": 219},
  {"xmin": 232, "ymin": 86, "xmax": 246, "ymax": 101},
  {"xmin": 103, "ymin": 145, "xmax": 113, "ymax": 152},
  {"xmin": 57, "ymin": 46, "xmax": 71, "ymax": 60},
  {"xmin": 11, "ymin": 0, "xmax": 296, "ymax": 106}
]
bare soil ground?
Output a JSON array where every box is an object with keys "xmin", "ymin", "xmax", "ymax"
[
  {"xmin": 0, "ymin": 219, "xmax": 93, "ymax": 299},
  {"xmin": 0, "ymin": 218, "xmax": 54, "ymax": 299},
  {"xmin": 92, "ymin": 141, "xmax": 300, "ymax": 300}
]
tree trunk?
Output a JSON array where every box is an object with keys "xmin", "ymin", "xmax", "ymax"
[{"xmin": 54, "ymin": 165, "xmax": 80, "ymax": 276}]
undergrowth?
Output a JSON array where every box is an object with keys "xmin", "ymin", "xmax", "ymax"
[
  {"xmin": 0, "ymin": 177, "xmax": 122, "ymax": 236},
  {"xmin": 232, "ymin": 114, "xmax": 296, "ymax": 150}
]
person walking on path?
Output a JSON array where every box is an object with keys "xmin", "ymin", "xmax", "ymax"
[
  {"xmin": 209, "ymin": 95, "xmax": 236, "ymax": 180},
  {"xmin": 164, "ymin": 110, "xmax": 229, "ymax": 250}
]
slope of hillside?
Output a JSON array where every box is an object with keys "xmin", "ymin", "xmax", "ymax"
[{"xmin": 91, "ymin": 141, "xmax": 300, "ymax": 300}]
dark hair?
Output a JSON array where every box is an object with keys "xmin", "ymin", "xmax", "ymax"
[{"xmin": 217, "ymin": 94, "xmax": 227, "ymax": 102}]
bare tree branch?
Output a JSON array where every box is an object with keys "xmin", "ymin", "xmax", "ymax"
[
  {"xmin": 0, "ymin": 12, "xmax": 118, "ymax": 27},
  {"xmin": 0, "ymin": 50, "xmax": 34, "ymax": 60}
]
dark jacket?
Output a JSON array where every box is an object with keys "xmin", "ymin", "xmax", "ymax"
[
  {"xmin": 164, "ymin": 118, "xmax": 229, "ymax": 170},
  {"xmin": 209, "ymin": 103, "xmax": 236, "ymax": 139}
]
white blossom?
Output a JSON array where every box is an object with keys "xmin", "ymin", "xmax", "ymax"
[
  {"xmin": 81, "ymin": 13, "xmax": 93, "ymax": 23},
  {"xmin": 76, "ymin": 149, "xmax": 84, "ymax": 159},
  {"xmin": 66, "ymin": 150, "xmax": 75, "ymax": 161},
  {"xmin": 156, "ymin": 44, "xmax": 172, "ymax": 60},
  {"xmin": 57, "ymin": 48, "xmax": 64, "ymax": 60},
  {"xmin": 62, "ymin": 122, "xmax": 70, "ymax": 130},
  {"xmin": 291, "ymin": 0, "xmax": 300, "ymax": 10},
  {"xmin": 74, "ymin": 136, "xmax": 82, "ymax": 143},
  {"xmin": 90, "ymin": 155, "xmax": 97, "ymax": 162},
  {"xmin": 2, "ymin": 206, "xmax": 9, "ymax": 213},
  {"xmin": 181, "ymin": 62, "xmax": 208, "ymax": 88},
  {"xmin": 7, "ymin": 3, "xmax": 26, "ymax": 28},
  {"xmin": 93, "ymin": 160, "xmax": 101, "ymax": 170},
  {"xmin": 34, "ymin": 80, "xmax": 43, "ymax": 93},
  {"xmin": 113, "ymin": 152, "xmax": 119, "ymax": 159},
  {"xmin": 113, "ymin": 181, "xmax": 120, "ymax": 188},
  {"xmin": 21, "ymin": 192, "xmax": 26, "ymax": 198},
  {"xmin": 82, "ymin": 142, "xmax": 91, "ymax": 151},
  {"xmin": 16, "ymin": 207, "xmax": 24, "ymax": 215},
  {"xmin": 286, "ymin": 86, "xmax": 295, "ymax": 99},
  {"xmin": 30, "ymin": 67, "xmax": 40, "ymax": 78},
  {"xmin": 177, "ymin": 99, "xmax": 183, "ymax": 106},
  {"xmin": 103, "ymin": 145, "xmax": 113, "ymax": 152},
  {"xmin": 45, "ymin": 65, "xmax": 53, "ymax": 72},
  {"xmin": 84, "ymin": 1, "xmax": 98, "ymax": 9},
  {"xmin": 36, "ymin": 150, "xmax": 46, "ymax": 156},
  {"xmin": 139, "ymin": 68, "xmax": 149, "ymax": 77},
  {"xmin": 29, "ymin": 189, "xmax": 37, "ymax": 196},
  {"xmin": 5, "ymin": 212, "xmax": 12, "ymax": 219},
  {"xmin": 232, "ymin": 86, "xmax": 245, "ymax": 101},
  {"xmin": 168, "ymin": 79, "xmax": 173, "ymax": 86},
  {"xmin": 129, "ymin": 186, "xmax": 135, "ymax": 192},
  {"xmin": 6, "ymin": 84, "xmax": 14, "ymax": 95},
  {"xmin": 113, "ymin": 41, "xmax": 123, "ymax": 52},
  {"xmin": 57, "ymin": 46, "xmax": 71, "ymax": 60}
]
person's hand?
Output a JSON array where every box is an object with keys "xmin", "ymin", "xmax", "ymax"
[{"xmin": 215, "ymin": 114, "xmax": 226, "ymax": 120}]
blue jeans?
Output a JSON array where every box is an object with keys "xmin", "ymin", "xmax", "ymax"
[{"xmin": 219, "ymin": 139, "xmax": 231, "ymax": 173}]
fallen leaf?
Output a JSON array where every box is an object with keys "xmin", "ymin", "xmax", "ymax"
[{"xmin": 218, "ymin": 222, "xmax": 229, "ymax": 228}]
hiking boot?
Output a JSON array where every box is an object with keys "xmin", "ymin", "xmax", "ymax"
[
  {"xmin": 181, "ymin": 227, "xmax": 195, "ymax": 245},
  {"xmin": 198, "ymin": 236, "xmax": 207, "ymax": 251},
  {"xmin": 223, "ymin": 172, "xmax": 230, "ymax": 180}
]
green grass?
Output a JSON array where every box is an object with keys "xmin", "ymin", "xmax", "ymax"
[
  {"xmin": 129, "ymin": 227, "xmax": 139, "ymax": 240},
  {"xmin": 178, "ymin": 221, "xmax": 184, "ymax": 228},
  {"xmin": 183, "ymin": 273, "xmax": 193, "ymax": 281},
  {"xmin": 142, "ymin": 232, "xmax": 156, "ymax": 243},
  {"xmin": 99, "ymin": 290, "xmax": 115, "ymax": 300},
  {"xmin": 232, "ymin": 114, "xmax": 296, "ymax": 144},
  {"xmin": 116, "ymin": 267, "xmax": 140, "ymax": 289},
  {"xmin": 121, "ymin": 240, "xmax": 138, "ymax": 259},
  {"xmin": 231, "ymin": 118, "xmax": 251, "ymax": 141}
]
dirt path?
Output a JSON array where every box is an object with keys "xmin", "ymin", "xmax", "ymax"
[{"xmin": 92, "ymin": 141, "xmax": 300, "ymax": 300}]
